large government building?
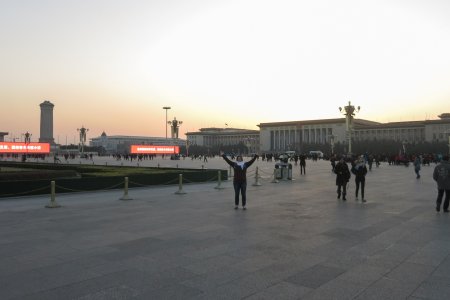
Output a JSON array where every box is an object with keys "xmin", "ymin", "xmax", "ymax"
[
  {"xmin": 185, "ymin": 128, "xmax": 260, "ymax": 154},
  {"xmin": 90, "ymin": 132, "xmax": 185, "ymax": 154},
  {"xmin": 186, "ymin": 114, "xmax": 450, "ymax": 154}
]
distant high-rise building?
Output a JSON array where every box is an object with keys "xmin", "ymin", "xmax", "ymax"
[{"xmin": 39, "ymin": 100, "xmax": 55, "ymax": 144}]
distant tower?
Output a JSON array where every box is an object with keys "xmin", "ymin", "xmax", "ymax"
[
  {"xmin": 39, "ymin": 101, "xmax": 55, "ymax": 144},
  {"xmin": 0, "ymin": 132, "xmax": 8, "ymax": 142}
]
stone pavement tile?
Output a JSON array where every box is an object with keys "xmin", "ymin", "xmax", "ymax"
[
  {"xmin": 399, "ymin": 206, "xmax": 430, "ymax": 219},
  {"xmin": 293, "ymin": 234, "xmax": 336, "ymax": 252},
  {"xmin": 245, "ymin": 281, "xmax": 313, "ymax": 300},
  {"xmin": 431, "ymin": 256, "xmax": 450, "ymax": 279},
  {"xmin": 399, "ymin": 228, "xmax": 442, "ymax": 248},
  {"xmin": 352, "ymin": 278, "xmax": 416, "ymax": 300},
  {"xmin": 244, "ymin": 254, "xmax": 327, "ymax": 286},
  {"xmin": 231, "ymin": 254, "xmax": 278, "ymax": 273},
  {"xmin": 336, "ymin": 264, "xmax": 390, "ymax": 286},
  {"xmin": 346, "ymin": 239, "xmax": 394, "ymax": 257},
  {"xmin": 368, "ymin": 226, "xmax": 416, "ymax": 246},
  {"xmin": 75, "ymin": 285, "xmax": 140, "ymax": 300},
  {"xmin": 183, "ymin": 242, "xmax": 243, "ymax": 260},
  {"xmin": 86, "ymin": 259, "xmax": 132, "ymax": 276},
  {"xmin": 133, "ymin": 283, "xmax": 203, "ymax": 300},
  {"xmin": 117, "ymin": 253, "xmax": 196, "ymax": 275},
  {"xmin": 1, "ymin": 270, "xmax": 49, "ymax": 299},
  {"xmin": 302, "ymin": 278, "xmax": 366, "ymax": 300},
  {"xmin": 385, "ymin": 262, "xmax": 436, "ymax": 286},
  {"xmin": 183, "ymin": 255, "xmax": 240, "ymax": 275},
  {"xmin": 365, "ymin": 242, "xmax": 421, "ymax": 269},
  {"xmin": 407, "ymin": 240, "xmax": 450, "ymax": 267},
  {"xmin": 305, "ymin": 238, "xmax": 361, "ymax": 257},
  {"xmin": 182, "ymin": 266, "xmax": 250, "ymax": 292},
  {"xmin": 322, "ymin": 227, "xmax": 373, "ymax": 242},
  {"xmin": 321, "ymin": 248, "xmax": 369, "ymax": 269},
  {"xmin": 412, "ymin": 275, "xmax": 450, "ymax": 300},
  {"xmin": 192, "ymin": 269, "xmax": 286, "ymax": 300},
  {"xmin": 0, "ymin": 255, "xmax": 62, "ymax": 277},
  {"xmin": 286, "ymin": 264, "xmax": 346, "ymax": 289},
  {"xmin": 14, "ymin": 268, "xmax": 193, "ymax": 300}
]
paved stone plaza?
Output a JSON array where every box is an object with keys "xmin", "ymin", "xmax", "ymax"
[{"xmin": 1, "ymin": 158, "xmax": 450, "ymax": 299}]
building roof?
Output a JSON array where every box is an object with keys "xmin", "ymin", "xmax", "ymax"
[
  {"xmin": 186, "ymin": 128, "xmax": 259, "ymax": 135},
  {"xmin": 258, "ymin": 118, "xmax": 380, "ymax": 127},
  {"xmin": 91, "ymin": 135, "xmax": 185, "ymax": 141}
]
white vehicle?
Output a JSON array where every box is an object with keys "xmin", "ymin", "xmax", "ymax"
[
  {"xmin": 284, "ymin": 151, "xmax": 296, "ymax": 158},
  {"xmin": 309, "ymin": 150, "xmax": 324, "ymax": 158}
]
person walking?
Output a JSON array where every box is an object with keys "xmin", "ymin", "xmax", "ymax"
[
  {"xmin": 433, "ymin": 155, "xmax": 450, "ymax": 212},
  {"xmin": 222, "ymin": 153, "xmax": 257, "ymax": 210},
  {"xmin": 414, "ymin": 155, "xmax": 422, "ymax": 179},
  {"xmin": 334, "ymin": 157, "xmax": 351, "ymax": 200},
  {"xmin": 352, "ymin": 156, "xmax": 368, "ymax": 202},
  {"xmin": 330, "ymin": 155, "xmax": 336, "ymax": 172}
]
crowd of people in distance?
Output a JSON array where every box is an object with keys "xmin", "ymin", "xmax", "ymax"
[{"xmin": 221, "ymin": 151, "xmax": 449, "ymax": 213}]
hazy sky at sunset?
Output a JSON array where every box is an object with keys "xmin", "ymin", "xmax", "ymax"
[{"xmin": 1, "ymin": 0, "xmax": 450, "ymax": 142}]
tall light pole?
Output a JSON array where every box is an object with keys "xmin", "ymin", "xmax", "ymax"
[
  {"xmin": 339, "ymin": 101, "xmax": 360, "ymax": 155},
  {"xmin": 163, "ymin": 106, "xmax": 171, "ymax": 139},
  {"xmin": 330, "ymin": 135, "xmax": 335, "ymax": 156}
]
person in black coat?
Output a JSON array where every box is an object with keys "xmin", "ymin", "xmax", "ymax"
[
  {"xmin": 334, "ymin": 157, "xmax": 351, "ymax": 200},
  {"xmin": 299, "ymin": 154, "xmax": 306, "ymax": 175},
  {"xmin": 222, "ymin": 153, "xmax": 257, "ymax": 210},
  {"xmin": 351, "ymin": 156, "xmax": 368, "ymax": 202}
]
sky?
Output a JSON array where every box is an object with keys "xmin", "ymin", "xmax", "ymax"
[{"xmin": 1, "ymin": 0, "xmax": 450, "ymax": 143}]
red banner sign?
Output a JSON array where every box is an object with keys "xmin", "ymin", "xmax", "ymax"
[
  {"xmin": 130, "ymin": 145, "xmax": 179, "ymax": 154},
  {"xmin": 0, "ymin": 142, "xmax": 51, "ymax": 154}
]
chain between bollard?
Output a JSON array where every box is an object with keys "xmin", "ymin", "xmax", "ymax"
[
  {"xmin": 120, "ymin": 177, "xmax": 133, "ymax": 200},
  {"xmin": 175, "ymin": 174, "xmax": 187, "ymax": 194},
  {"xmin": 45, "ymin": 181, "xmax": 61, "ymax": 208}
]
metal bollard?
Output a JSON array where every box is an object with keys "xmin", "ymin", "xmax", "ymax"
[
  {"xmin": 271, "ymin": 169, "xmax": 279, "ymax": 183},
  {"xmin": 252, "ymin": 166, "xmax": 262, "ymax": 186},
  {"xmin": 120, "ymin": 177, "xmax": 133, "ymax": 200},
  {"xmin": 215, "ymin": 171, "xmax": 225, "ymax": 190},
  {"xmin": 175, "ymin": 174, "xmax": 186, "ymax": 194},
  {"xmin": 45, "ymin": 181, "xmax": 61, "ymax": 208}
]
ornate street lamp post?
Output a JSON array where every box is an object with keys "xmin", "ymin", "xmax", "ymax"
[
  {"xmin": 168, "ymin": 117, "xmax": 183, "ymax": 139},
  {"xmin": 77, "ymin": 126, "xmax": 89, "ymax": 156},
  {"xmin": 163, "ymin": 107, "xmax": 171, "ymax": 140},
  {"xmin": 339, "ymin": 101, "xmax": 360, "ymax": 155},
  {"xmin": 23, "ymin": 131, "xmax": 32, "ymax": 143}
]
